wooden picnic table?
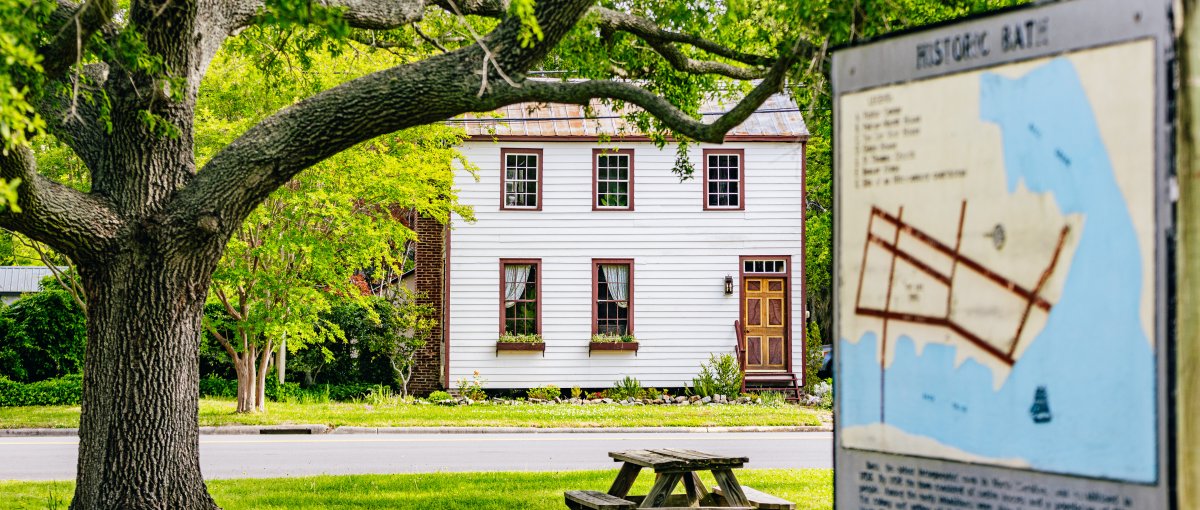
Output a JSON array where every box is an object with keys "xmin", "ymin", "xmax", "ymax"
[{"xmin": 605, "ymin": 448, "xmax": 752, "ymax": 508}]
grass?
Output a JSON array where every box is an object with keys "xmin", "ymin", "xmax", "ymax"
[
  {"xmin": 0, "ymin": 398, "xmax": 830, "ymax": 429},
  {"xmin": 0, "ymin": 469, "xmax": 833, "ymax": 509}
]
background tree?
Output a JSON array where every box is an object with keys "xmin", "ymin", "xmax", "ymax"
[
  {"xmin": 0, "ymin": 1, "xmax": 1018, "ymax": 508},
  {"xmin": 198, "ymin": 49, "xmax": 470, "ymax": 413}
]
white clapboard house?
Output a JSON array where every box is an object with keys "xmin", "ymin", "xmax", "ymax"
[{"xmin": 407, "ymin": 94, "xmax": 809, "ymax": 396}]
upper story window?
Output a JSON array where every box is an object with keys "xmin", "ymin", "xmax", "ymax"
[
  {"xmin": 501, "ymin": 259, "xmax": 541, "ymax": 335},
  {"xmin": 593, "ymin": 149, "xmax": 634, "ymax": 210},
  {"xmin": 703, "ymin": 149, "xmax": 744, "ymax": 210},
  {"xmin": 501, "ymin": 148, "xmax": 542, "ymax": 210},
  {"xmin": 593, "ymin": 259, "xmax": 633, "ymax": 336}
]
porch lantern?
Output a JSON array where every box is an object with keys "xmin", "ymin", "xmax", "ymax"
[{"xmin": 724, "ymin": 274, "xmax": 734, "ymax": 295}]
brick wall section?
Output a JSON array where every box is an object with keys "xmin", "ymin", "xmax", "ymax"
[{"xmin": 410, "ymin": 214, "xmax": 447, "ymax": 395}]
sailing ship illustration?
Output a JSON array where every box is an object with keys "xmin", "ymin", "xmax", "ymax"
[{"xmin": 1030, "ymin": 386, "xmax": 1052, "ymax": 424}]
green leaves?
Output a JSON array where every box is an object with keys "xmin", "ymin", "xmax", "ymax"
[
  {"xmin": 0, "ymin": 0, "xmax": 54, "ymax": 154},
  {"xmin": 508, "ymin": 0, "xmax": 545, "ymax": 48}
]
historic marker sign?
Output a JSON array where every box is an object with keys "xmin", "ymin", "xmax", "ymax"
[{"xmin": 832, "ymin": 0, "xmax": 1175, "ymax": 508}]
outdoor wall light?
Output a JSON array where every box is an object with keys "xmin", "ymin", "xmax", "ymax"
[{"xmin": 724, "ymin": 274, "xmax": 734, "ymax": 295}]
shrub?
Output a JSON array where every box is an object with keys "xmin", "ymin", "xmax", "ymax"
[
  {"xmin": 803, "ymin": 321, "xmax": 825, "ymax": 394},
  {"xmin": 526, "ymin": 385, "xmax": 560, "ymax": 401},
  {"xmin": 198, "ymin": 377, "xmax": 370, "ymax": 403},
  {"xmin": 456, "ymin": 371, "xmax": 487, "ymax": 401},
  {"xmin": 610, "ymin": 375, "xmax": 644, "ymax": 400},
  {"xmin": 199, "ymin": 376, "xmax": 237, "ymax": 398},
  {"xmin": 0, "ymin": 374, "xmax": 83, "ymax": 406},
  {"xmin": 569, "ymin": 386, "xmax": 582, "ymax": 399},
  {"xmin": 0, "ymin": 288, "xmax": 86, "ymax": 382},
  {"xmin": 687, "ymin": 353, "xmax": 742, "ymax": 398},
  {"xmin": 427, "ymin": 390, "xmax": 453, "ymax": 402},
  {"xmin": 322, "ymin": 382, "xmax": 375, "ymax": 402}
]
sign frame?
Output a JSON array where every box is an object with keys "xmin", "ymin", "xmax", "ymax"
[{"xmin": 831, "ymin": 0, "xmax": 1176, "ymax": 507}]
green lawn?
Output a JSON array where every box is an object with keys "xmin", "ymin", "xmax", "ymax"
[
  {"xmin": 0, "ymin": 469, "xmax": 833, "ymax": 509},
  {"xmin": 0, "ymin": 399, "xmax": 829, "ymax": 429}
]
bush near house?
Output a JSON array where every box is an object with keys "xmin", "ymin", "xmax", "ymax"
[
  {"xmin": 687, "ymin": 354, "xmax": 743, "ymax": 399},
  {"xmin": 0, "ymin": 374, "xmax": 82, "ymax": 406},
  {"xmin": 0, "ymin": 287, "xmax": 86, "ymax": 383}
]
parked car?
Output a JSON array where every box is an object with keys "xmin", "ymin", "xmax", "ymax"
[{"xmin": 817, "ymin": 344, "xmax": 833, "ymax": 379}]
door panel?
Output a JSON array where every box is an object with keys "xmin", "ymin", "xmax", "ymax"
[
  {"xmin": 768, "ymin": 337, "xmax": 785, "ymax": 365},
  {"xmin": 747, "ymin": 337, "xmax": 763, "ymax": 365},
  {"xmin": 746, "ymin": 299, "xmax": 762, "ymax": 326},
  {"xmin": 768, "ymin": 299, "xmax": 784, "ymax": 326},
  {"xmin": 742, "ymin": 277, "xmax": 788, "ymax": 370}
]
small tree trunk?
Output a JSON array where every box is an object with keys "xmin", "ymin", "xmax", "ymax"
[
  {"xmin": 254, "ymin": 340, "xmax": 272, "ymax": 411},
  {"xmin": 235, "ymin": 353, "xmax": 257, "ymax": 414},
  {"xmin": 72, "ymin": 252, "xmax": 218, "ymax": 510}
]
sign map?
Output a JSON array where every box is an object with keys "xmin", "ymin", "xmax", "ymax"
[{"xmin": 836, "ymin": 39, "xmax": 1158, "ymax": 483}]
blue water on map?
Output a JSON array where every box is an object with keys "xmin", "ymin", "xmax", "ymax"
[{"xmin": 839, "ymin": 58, "xmax": 1157, "ymax": 482}]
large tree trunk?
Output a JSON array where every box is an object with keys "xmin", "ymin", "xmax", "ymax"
[{"xmin": 72, "ymin": 248, "xmax": 220, "ymax": 510}]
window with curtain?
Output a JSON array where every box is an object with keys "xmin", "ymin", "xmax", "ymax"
[
  {"xmin": 502, "ymin": 150, "xmax": 540, "ymax": 209},
  {"xmin": 502, "ymin": 261, "xmax": 539, "ymax": 335},
  {"xmin": 704, "ymin": 150, "xmax": 743, "ymax": 209},
  {"xmin": 594, "ymin": 149, "xmax": 632, "ymax": 209},
  {"xmin": 594, "ymin": 262, "xmax": 632, "ymax": 335}
]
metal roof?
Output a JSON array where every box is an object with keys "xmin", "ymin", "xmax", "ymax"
[
  {"xmin": 0, "ymin": 266, "xmax": 66, "ymax": 294},
  {"xmin": 451, "ymin": 92, "xmax": 808, "ymax": 141}
]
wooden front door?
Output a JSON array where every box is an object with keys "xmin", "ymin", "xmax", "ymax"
[{"xmin": 743, "ymin": 277, "xmax": 787, "ymax": 371}]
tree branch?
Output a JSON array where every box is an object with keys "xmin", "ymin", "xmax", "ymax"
[
  {"xmin": 511, "ymin": 39, "xmax": 805, "ymax": 143},
  {"xmin": 204, "ymin": 321, "xmax": 241, "ymax": 362},
  {"xmin": 40, "ymin": 0, "xmax": 118, "ymax": 79},
  {"xmin": 23, "ymin": 237, "xmax": 88, "ymax": 313},
  {"xmin": 593, "ymin": 7, "xmax": 777, "ymax": 79},
  {"xmin": 37, "ymin": 63, "xmax": 111, "ymax": 173},
  {"xmin": 226, "ymin": 0, "xmax": 427, "ymax": 31},
  {"xmin": 174, "ymin": 0, "xmax": 596, "ymax": 238},
  {"xmin": 0, "ymin": 147, "xmax": 123, "ymax": 263}
]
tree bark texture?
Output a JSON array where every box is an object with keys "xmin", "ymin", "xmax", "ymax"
[
  {"xmin": 74, "ymin": 246, "xmax": 221, "ymax": 509},
  {"xmin": 0, "ymin": 1, "xmax": 805, "ymax": 508}
]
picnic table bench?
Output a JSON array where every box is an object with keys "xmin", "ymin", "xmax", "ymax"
[{"xmin": 564, "ymin": 448, "xmax": 794, "ymax": 510}]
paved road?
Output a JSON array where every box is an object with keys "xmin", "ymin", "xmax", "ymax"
[{"xmin": 0, "ymin": 432, "xmax": 831, "ymax": 480}]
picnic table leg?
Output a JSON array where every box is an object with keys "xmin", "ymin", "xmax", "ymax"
[
  {"xmin": 608, "ymin": 462, "xmax": 643, "ymax": 498},
  {"xmin": 640, "ymin": 472, "xmax": 682, "ymax": 508},
  {"xmin": 682, "ymin": 472, "xmax": 708, "ymax": 507},
  {"xmin": 712, "ymin": 469, "xmax": 750, "ymax": 507}
]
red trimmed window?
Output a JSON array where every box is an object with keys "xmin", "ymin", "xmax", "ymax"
[
  {"xmin": 593, "ymin": 260, "xmax": 633, "ymax": 335},
  {"xmin": 593, "ymin": 149, "xmax": 633, "ymax": 210},
  {"xmin": 703, "ymin": 149, "xmax": 744, "ymax": 210},
  {"xmin": 501, "ymin": 149, "xmax": 542, "ymax": 210},
  {"xmin": 500, "ymin": 259, "xmax": 540, "ymax": 335}
]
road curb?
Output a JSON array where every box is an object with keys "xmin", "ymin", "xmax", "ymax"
[{"xmin": 0, "ymin": 424, "xmax": 829, "ymax": 437}]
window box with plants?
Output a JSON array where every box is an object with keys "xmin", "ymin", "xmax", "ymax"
[
  {"xmin": 589, "ymin": 333, "xmax": 638, "ymax": 354},
  {"xmin": 495, "ymin": 334, "xmax": 545, "ymax": 354}
]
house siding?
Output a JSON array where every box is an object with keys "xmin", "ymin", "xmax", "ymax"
[{"xmin": 447, "ymin": 141, "xmax": 806, "ymax": 389}]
